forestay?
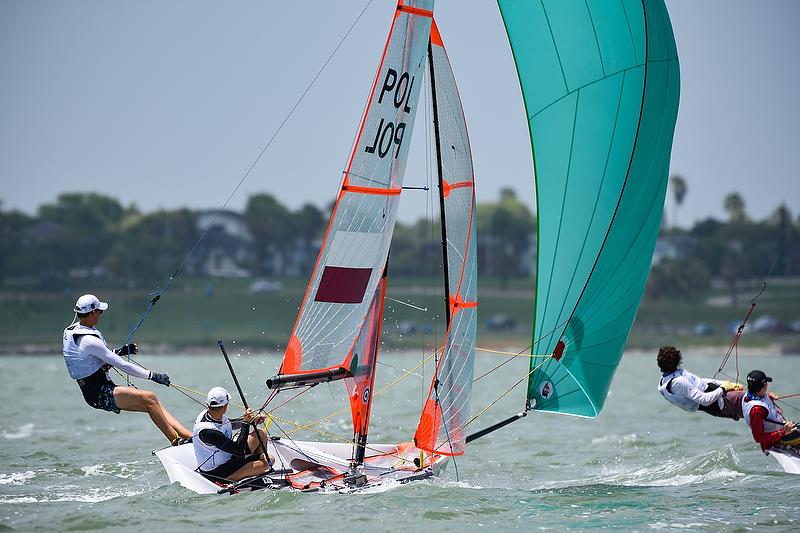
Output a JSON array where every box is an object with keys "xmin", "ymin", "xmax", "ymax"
[
  {"xmin": 414, "ymin": 20, "xmax": 477, "ymax": 456},
  {"xmin": 498, "ymin": 0, "xmax": 680, "ymax": 416},
  {"xmin": 280, "ymin": 1, "xmax": 434, "ymax": 378}
]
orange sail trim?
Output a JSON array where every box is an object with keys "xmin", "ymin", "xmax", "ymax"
[
  {"xmin": 398, "ymin": 4, "xmax": 433, "ymax": 18},
  {"xmin": 284, "ymin": 335, "xmax": 303, "ymax": 374},
  {"xmin": 342, "ymin": 183, "xmax": 402, "ymax": 196},
  {"xmin": 414, "ymin": 398, "xmax": 442, "ymax": 452},
  {"xmin": 448, "ymin": 293, "xmax": 477, "ymax": 319},
  {"xmin": 430, "ymin": 19, "xmax": 443, "ymax": 47},
  {"xmin": 441, "ymin": 179, "xmax": 473, "ymax": 198}
]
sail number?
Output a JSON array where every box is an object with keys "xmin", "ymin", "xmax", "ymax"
[{"xmin": 365, "ymin": 68, "xmax": 415, "ymax": 159}]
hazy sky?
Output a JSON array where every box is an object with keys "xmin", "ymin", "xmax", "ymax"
[{"xmin": 1, "ymin": 0, "xmax": 798, "ymax": 227}]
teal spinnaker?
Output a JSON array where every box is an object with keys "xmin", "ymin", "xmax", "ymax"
[{"xmin": 497, "ymin": 0, "xmax": 680, "ymax": 416}]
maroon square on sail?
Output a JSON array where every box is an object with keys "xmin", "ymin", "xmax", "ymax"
[{"xmin": 314, "ymin": 266, "xmax": 372, "ymax": 304}]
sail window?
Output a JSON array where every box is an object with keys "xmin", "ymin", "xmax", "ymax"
[{"xmin": 315, "ymin": 266, "xmax": 372, "ymax": 304}]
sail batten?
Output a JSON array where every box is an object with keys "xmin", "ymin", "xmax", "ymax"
[{"xmin": 499, "ymin": 0, "xmax": 680, "ymax": 417}]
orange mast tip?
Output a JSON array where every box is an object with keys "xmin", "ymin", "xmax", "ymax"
[{"xmin": 430, "ymin": 19, "xmax": 443, "ymax": 47}]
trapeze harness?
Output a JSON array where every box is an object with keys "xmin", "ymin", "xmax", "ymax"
[
  {"xmin": 192, "ymin": 411, "xmax": 235, "ymax": 472},
  {"xmin": 658, "ymin": 368, "xmax": 722, "ymax": 414},
  {"xmin": 63, "ymin": 323, "xmax": 107, "ymax": 379},
  {"xmin": 62, "ymin": 323, "xmax": 118, "ymax": 412}
]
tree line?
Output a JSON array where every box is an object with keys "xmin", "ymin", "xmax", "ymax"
[
  {"xmin": 1, "ymin": 186, "xmax": 797, "ymax": 301},
  {"xmin": 650, "ymin": 178, "xmax": 800, "ymax": 303},
  {"xmin": 0, "ymin": 188, "xmax": 535, "ymax": 288}
]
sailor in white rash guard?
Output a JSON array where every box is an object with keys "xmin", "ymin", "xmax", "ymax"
[
  {"xmin": 656, "ymin": 345, "xmax": 745, "ymax": 420},
  {"xmin": 62, "ymin": 294, "xmax": 192, "ymax": 444}
]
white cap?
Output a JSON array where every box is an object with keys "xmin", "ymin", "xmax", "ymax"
[
  {"xmin": 74, "ymin": 294, "xmax": 109, "ymax": 314},
  {"xmin": 206, "ymin": 387, "xmax": 230, "ymax": 408}
]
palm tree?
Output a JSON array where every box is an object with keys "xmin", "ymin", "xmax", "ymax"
[
  {"xmin": 723, "ymin": 192, "xmax": 747, "ymax": 223},
  {"xmin": 669, "ymin": 174, "xmax": 687, "ymax": 228}
]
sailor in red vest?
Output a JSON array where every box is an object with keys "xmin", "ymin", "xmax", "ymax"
[
  {"xmin": 742, "ymin": 370, "xmax": 800, "ymax": 451},
  {"xmin": 62, "ymin": 294, "xmax": 192, "ymax": 444},
  {"xmin": 656, "ymin": 346, "xmax": 745, "ymax": 420}
]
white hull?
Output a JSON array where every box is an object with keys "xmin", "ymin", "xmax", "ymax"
[
  {"xmin": 767, "ymin": 447, "xmax": 800, "ymax": 474},
  {"xmin": 155, "ymin": 438, "xmax": 449, "ymax": 495}
]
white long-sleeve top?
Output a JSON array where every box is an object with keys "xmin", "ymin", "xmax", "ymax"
[
  {"xmin": 77, "ymin": 334, "xmax": 150, "ymax": 380},
  {"xmin": 658, "ymin": 368, "xmax": 724, "ymax": 412}
]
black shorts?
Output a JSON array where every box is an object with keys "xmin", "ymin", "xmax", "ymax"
[
  {"xmin": 200, "ymin": 453, "xmax": 262, "ymax": 482},
  {"xmin": 77, "ymin": 367, "xmax": 120, "ymax": 414}
]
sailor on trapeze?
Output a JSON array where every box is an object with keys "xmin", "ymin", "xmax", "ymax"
[
  {"xmin": 62, "ymin": 294, "xmax": 191, "ymax": 444},
  {"xmin": 656, "ymin": 345, "xmax": 745, "ymax": 420}
]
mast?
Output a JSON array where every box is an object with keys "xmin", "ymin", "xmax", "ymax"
[{"xmin": 427, "ymin": 40, "xmax": 452, "ymax": 329}]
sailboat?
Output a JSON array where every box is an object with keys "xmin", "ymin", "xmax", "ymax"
[
  {"xmin": 156, "ymin": 0, "xmax": 680, "ymax": 494},
  {"xmin": 157, "ymin": 0, "xmax": 479, "ymax": 493}
]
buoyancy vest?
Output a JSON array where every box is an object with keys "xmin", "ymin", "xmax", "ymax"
[
  {"xmin": 192, "ymin": 411, "xmax": 234, "ymax": 472},
  {"xmin": 62, "ymin": 323, "xmax": 107, "ymax": 380},
  {"xmin": 657, "ymin": 368, "xmax": 713, "ymax": 412},
  {"xmin": 742, "ymin": 392, "xmax": 785, "ymax": 433}
]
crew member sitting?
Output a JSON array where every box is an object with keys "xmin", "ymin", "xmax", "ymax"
[
  {"xmin": 742, "ymin": 370, "xmax": 800, "ymax": 452},
  {"xmin": 62, "ymin": 294, "xmax": 191, "ymax": 444},
  {"xmin": 656, "ymin": 346, "xmax": 745, "ymax": 420},
  {"xmin": 193, "ymin": 387, "xmax": 274, "ymax": 483}
]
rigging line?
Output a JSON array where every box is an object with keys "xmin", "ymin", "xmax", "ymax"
[
  {"xmin": 377, "ymin": 360, "xmax": 423, "ymax": 378},
  {"xmin": 433, "ymin": 387, "xmax": 459, "ymax": 482},
  {"xmin": 286, "ymin": 348, "xmax": 441, "ymax": 435},
  {"xmin": 270, "ymin": 411, "xmax": 415, "ymax": 465},
  {"xmin": 764, "ymin": 230, "xmax": 793, "ymax": 282},
  {"xmin": 472, "ymin": 317, "xmax": 571, "ymax": 383},
  {"xmin": 386, "ymin": 296, "xmax": 428, "ymax": 312},
  {"xmin": 715, "ymin": 232, "xmax": 792, "ymax": 378},
  {"xmin": 463, "ymin": 355, "xmax": 554, "ymax": 430},
  {"xmin": 422, "ymin": 55, "xmax": 434, "ymax": 405},
  {"xmin": 120, "ymin": 0, "xmax": 376, "ymax": 356},
  {"xmin": 476, "ymin": 346, "xmax": 551, "ymax": 358},
  {"xmin": 263, "ymin": 386, "xmax": 313, "ymax": 414},
  {"xmin": 167, "ymin": 382, "xmax": 413, "ymax": 465}
]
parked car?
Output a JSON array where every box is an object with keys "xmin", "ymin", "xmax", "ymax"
[
  {"xmin": 751, "ymin": 315, "xmax": 782, "ymax": 333},
  {"xmin": 486, "ymin": 314, "xmax": 515, "ymax": 331},
  {"xmin": 398, "ymin": 321, "xmax": 418, "ymax": 335},
  {"xmin": 249, "ymin": 279, "xmax": 283, "ymax": 293},
  {"xmin": 692, "ymin": 322, "xmax": 715, "ymax": 336}
]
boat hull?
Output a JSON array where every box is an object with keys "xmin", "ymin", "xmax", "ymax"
[
  {"xmin": 155, "ymin": 438, "xmax": 449, "ymax": 494},
  {"xmin": 767, "ymin": 447, "xmax": 800, "ymax": 474}
]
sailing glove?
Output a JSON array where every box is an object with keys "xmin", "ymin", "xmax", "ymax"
[
  {"xmin": 115, "ymin": 343, "xmax": 138, "ymax": 356},
  {"xmin": 149, "ymin": 371, "xmax": 170, "ymax": 386}
]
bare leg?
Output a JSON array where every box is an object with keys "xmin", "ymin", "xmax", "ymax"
[
  {"xmin": 227, "ymin": 458, "xmax": 271, "ymax": 482},
  {"xmin": 247, "ymin": 428, "xmax": 274, "ymax": 465},
  {"xmin": 247, "ymin": 428, "xmax": 268, "ymax": 454},
  {"xmin": 113, "ymin": 387, "xmax": 192, "ymax": 442}
]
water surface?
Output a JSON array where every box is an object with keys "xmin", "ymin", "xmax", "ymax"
[{"xmin": 2, "ymin": 351, "xmax": 799, "ymax": 531}]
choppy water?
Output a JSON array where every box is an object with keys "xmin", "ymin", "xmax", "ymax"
[{"xmin": 2, "ymin": 350, "xmax": 799, "ymax": 531}]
